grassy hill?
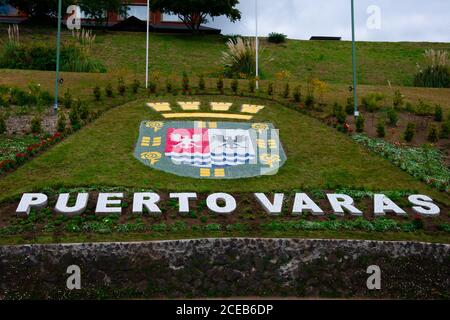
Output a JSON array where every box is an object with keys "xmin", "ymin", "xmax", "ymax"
[{"xmin": 1, "ymin": 27, "xmax": 450, "ymax": 86}]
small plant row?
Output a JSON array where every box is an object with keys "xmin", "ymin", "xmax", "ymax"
[
  {"xmin": 352, "ymin": 134, "xmax": 450, "ymax": 192},
  {"xmin": 2, "ymin": 214, "xmax": 449, "ymax": 237}
]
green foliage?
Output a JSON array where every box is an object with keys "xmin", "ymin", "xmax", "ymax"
[
  {"xmin": 62, "ymin": 90, "xmax": 73, "ymax": 109},
  {"xmin": 393, "ymin": 90, "xmax": 405, "ymax": 109},
  {"xmin": 231, "ymin": 77, "xmax": 238, "ymax": 94},
  {"xmin": 222, "ymin": 37, "xmax": 258, "ymax": 78},
  {"xmin": 416, "ymin": 99, "xmax": 433, "ymax": 116},
  {"xmin": 387, "ymin": 108, "xmax": 398, "ymax": 126},
  {"xmin": 0, "ymin": 42, "xmax": 106, "ymax": 73},
  {"xmin": 117, "ymin": 77, "xmax": 126, "ymax": 96},
  {"xmin": 76, "ymin": 99, "xmax": 89, "ymax": 120},
  {"xmin": 345, "ymin": 96, "xmax": 354, "ymax": 115},
  {"xmin": 355, "ymin": 115, "xmax": 365, "ymax": 133},
  {"xmin": 376, "ymin": 121, "xmax": 386, "ymax": 138},
  {"xmin": 293, "ymin": 85, "xmax": 301, "ymax": 102},
  {"xmin": 248, "ymin": 79, "xmax": 256, "ymax": 93},
  {"xmin": 131, "ymin": 79, "xmax": 141, "ymax": 94},
  {"xmin": 182, "ymin": 72, "xmax": 190, "ymax": 94},
  {"xmin": 414, "ymin": 65, "xmax": 450, "ymax": 88},
  {"xmin": 362, "ymin": 93, "xmax": 384, "ymax": 113},
  {"xmin": 198, "ymin": 74, "xmax": 206, "ymax": 91},
  {"xmin": 93, "ymin": 85, "xmax": 101, "ymax": 101},
  {"xmin": 427, "ymin": 124, "xmax": 439, "ymax": 143},
  {"xmin": 148, "ymin": 81, "xmax": 157, "ymax": 94},
  {"xmin": 56, "ymin": 112, "xmax": 67, "ymax": 132},
  {"xmin": 332, "ymin": 103, "xmax": 346, "ymax": 124},
  {"xmin": 440, "ymin": 121, "xmax": 450, "ymax": 139},
  {"xmin": 69, "ymin": 106, "xmax": 80, "ymax": 130},
  {"xmin": 304, "ymin": 94, "xmax": 315, "ymax": 109},
  {"xmin": 165, "ymin": 79, "xmax": 173, "ymax": 93},
  {"xmin": 267, "ymin": 82, "xmax": 274, "ymax": 96},
  {"xmin": 150, "ymin": 0, "xmax": 241, "ymax": 33},
  {"xmin": 105, "ymin": 83, "xmax": 114, "ymax": 97},
  {"xmin": 0, "ymin": 113, "xmax": 6, "ymax": 134},
  {"xmin": 353, "ymin": 134, "xmax": 450, "ymax": 191},
  {"xmin": 78, "ymin": 0, "xmax": 130, "ymax": 26},
  {"xmin": 404, "ymin": 122, "xmax": 416, "ymax": 142},
  {"xmin": 268, "ymin": 32, "xmax": 287, "ymax": 44},
  {"xmin": 283, "ymin": 82, "xmax": 290, "ymax": 98},
  {"xmin": 30, "ymin": 116, "xmax": 42, "ymax": 134},
  {"xmin": 434, "ymin": 105, "xmax": 443, "ymax": 122},
  {"xmin": 216, "ymin": 76, "xmax": 224, "ymax": 94}
]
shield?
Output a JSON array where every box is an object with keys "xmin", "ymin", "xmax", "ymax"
[{"xmin": 134, "ymin": 121, "xmax": 287, "ymax": 179}]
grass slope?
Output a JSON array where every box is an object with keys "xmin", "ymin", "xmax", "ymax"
[
  {"xmin": 0, "ymin": 95, "xmax": 447, "ymax": 205},
  {"xmin": 2, "ymin": 27, "xmax": 450, "ymax": 86}
]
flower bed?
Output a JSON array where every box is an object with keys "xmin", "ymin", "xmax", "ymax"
[
  {"xmin": 0, "ymin": 132, "xmax": 64, "ymax": 175},
  {"xmin": 352, "ymin": 134, "xmax": 450, "ymax": 192}
]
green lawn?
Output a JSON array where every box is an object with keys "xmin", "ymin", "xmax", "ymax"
[
  {"xmin": 2, "ymin": 27, "xmax": 450, "ymax": 86},
  {"xmin": 1, "ymin": 95, "xmax": 448, "ymax": 205}
]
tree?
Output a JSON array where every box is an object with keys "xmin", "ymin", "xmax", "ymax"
[
  {"xmin": 150, "ymin": 0, "xmax": 241, "ymax": 33},
  {"xmin": 78, "ymin": 0, "xmax": 129, "ymax": 26},
  {"xmin": 7, "ymin": 0, "xmax": 71, "ymax": 20}
]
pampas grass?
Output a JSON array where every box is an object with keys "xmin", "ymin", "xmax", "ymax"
[{"xmin": 414, "ymin": 49, "xmax": 450, "ymax": 88}]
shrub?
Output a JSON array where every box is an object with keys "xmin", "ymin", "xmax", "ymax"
[
  {"xmin": 131, "ymin": 79, "xmax": 141, "ymax": 94},
  {"xmin": 248, "ymin": 79, "xmax": 255, "ymax": 93},
  {"xmin": 387, "ymin": 108, "xmax": 398, "ymax": 126},
  {"xmin": 376, "ymin": 120, "xmax": 386, "ymax": 138},
  {"xmin": 165, "ymin": 79, "xmax": 173, "ymax": 93},
  {"xmin": 345, "ymin": 97, "xmax": 354, "ymax": 115},
  {"xmin": 93, "ymin": 86, "xmax": 101, "ymax": 101},
  {"xmin": 268, "ymin": 32, "xmax": 287, "ymax": 44},
  {"xmin": 62, "ymin": 90, "xmax": 73, "ymax": 109},
  {"xmin": 267, "ymin": 82, "xmax": 274, "ymax": 96},
  {"xmin": 182, "ymin": 72, "xmax": 190, "ymax": 94},
  {"xmin": 222, "ymin": 37, "xmax": 259, "ymax": 78},
  {"xmin": 198, "ymin": 74, "xmax": 206, "ymax": 91},
  {"xmin": 393, "ymin": 90, "xmax": 405, "ymax": 109},
  {"xmin": 56, "ymin": 112, "xmax": 67, "ymax": 132},
  {"xmin": 69, "ymin": 107, "xmax": 80, "ymax": 130},
  {"xmin": 9, "ymin": 87, "xmax": 36, "ymax": 106},
  {"xmin": 77, "ymin": 100, "xmax": 89, "ymax": 120},
  {"xmin": 0, "ymin": 42, "xmax": 106, "ymax": 73},
  {"xmin": 304, "ymin": 94, "xmax": 315, "ymax": 109},
  {"xmin": 293, "ymin": 85, "xmax": 301, "ymax": 102},
  {"xmin": 416, "ymin": 99, "xmax": 433, "ymax": 116},
  {"xmin": 434, "ymin": 105, "xmax": 443, "ymax": 122},
  {"xmin": 333, "ymin": 103, "xmax": 346, "ymax": 124},
  {"xmin": 105, "ymin": 83, "xmax": 114, "ymax": 97},
  {"xmin": 405, "ymin": 102, "xmax": 415, "ymax": 113},
  {"xmin": 404, "ymin": 122, "xmax": 416, "ymax": 142},
  {"xmin": 217, "ymin": 76, "xmax": 224, "ymax": 94},
  {"xmin": 0, "ymin": 114, "xmax": 6, "ymax": 134},
  {"xmin": 148, "ymin": 81, "xmax": 157, "ymax": 94},
  {"xmin": 356, "ymin": 115, "xmax": 365, "ymax": 133},
  {"xmin": 428, "ymin": 124, "xmax": 439, "ymax": 143},
  {"xmin": 440, "ymin": 121, "xmax": 450, "ymax": 139},
  {"xmin": 30, "ymin": 116, "xmax": 42, "ymax": 134},
  {"xmin": 414, "ymin": 49, "xmax": 450, "ymax": 88},
  {"xmin": 362, "ymin": 93, "xmax": 384, "ymax": 113},
  {"xmin": 283, "ymin": 83, "xmax": 290, "ymax": 98},
  {"xmin": 231, "ymin": 77, "xmax": 238, "ymax": 94},
  {"xmin": 117, "ymin": 77, "xmax": 126, "ymax": 96}
]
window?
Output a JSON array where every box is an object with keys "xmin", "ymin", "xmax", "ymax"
[
  {"xmin": 162, "ymin": 13, "xmax": 182, "ymax": 22},
  {"xmin": 123, "ymin": 5, "xmax": 149, "ymax": 21},
  {"xmin": 0, "ymin": 4, "xmax": 19, "ymax": 16}
]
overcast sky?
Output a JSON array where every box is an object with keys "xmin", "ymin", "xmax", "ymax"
[{"xmin": 205, "ymin": 0, "xmax": 450, "ymax": 42}]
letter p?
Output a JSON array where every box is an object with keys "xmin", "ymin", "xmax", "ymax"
[{"xmin": 16, "ymin": 193, "xmax": 48, "ymax": 217}]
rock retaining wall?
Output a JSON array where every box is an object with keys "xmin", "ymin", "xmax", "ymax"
[{"xmin": 0, "ymin": 238, "xmax": 449, "ymax": 299}]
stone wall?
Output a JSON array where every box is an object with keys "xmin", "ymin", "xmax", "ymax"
[{"xmin": 0, "ymin": 238, "xmax": 449, "ymax": 299}]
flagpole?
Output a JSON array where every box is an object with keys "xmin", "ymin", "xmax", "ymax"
[
  {"xmin": 53, "ymin": 0, "xmax": 62, "ymax": 113},
  {"xmin": 145, "ymin": 0, "xmax": 150, "ymax": 89},
  {"xmin": 255, "ymin": 0, "xmax": 259, "ymax": 90},
  {"xmin": 351, "ymin": 0, "xmax": 358, "ymax": 117}
]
